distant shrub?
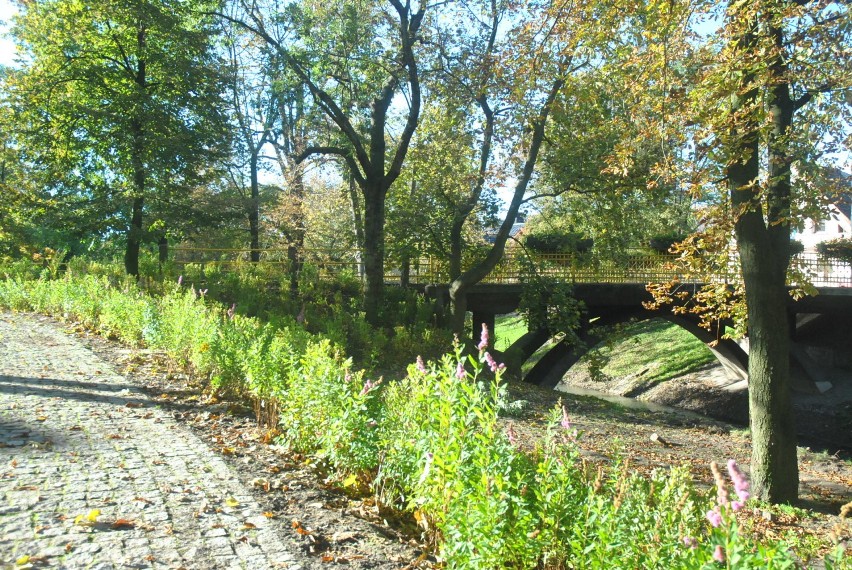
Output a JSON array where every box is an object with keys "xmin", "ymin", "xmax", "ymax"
[
  {"xmin": 525, "ymin": 230, "xmax": 593, "ymax": 256},
  {"xmin": 649, "ymin": 232, "xmax": 688, "ymax": 254},
  {"xmin": 817, "ymin": 238, "xmax": 852, "ymax": 263}
]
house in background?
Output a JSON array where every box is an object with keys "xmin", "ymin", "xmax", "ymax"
[{"xmin": 793, "ymin": 199, "xmax": 852, "ymax": 253}]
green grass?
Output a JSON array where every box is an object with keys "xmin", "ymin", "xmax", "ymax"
[
  {"xmin": 593, "ymin": 318, "xmax": 716, "ymax": 386},
  {"xmin": 494, "ymin": 313, "xmax": 528, "ymax": 351}
]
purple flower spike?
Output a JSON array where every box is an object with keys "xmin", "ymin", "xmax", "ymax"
[
  {"xmin": 456, "ymin": 361, "xmax": 466, "ymax": 380},
  {"xmin": 682, "ymin": 536, "xmax": 697, "ymax": 549},
  {"xmin": 416, "ymin": 355, "xmax": 427, "ymax": 374},
  {"xmin": 483, "ymin": 351, "xmax": 504, "ymax": 373},
  {"xmin": 560, "ymin": 405, "xmax": 572, "ymax": 430},
  {"xmin": 705, "ymin": 508, "xmax": 722, "ymax": 528},
  {"xmin": 477, "ymin": 323, "xmax": 490, "ymax": 352},
  {"xmin": 177, "ymin": 275, "xmax": 183, "ymax": 286},
  {"xmin": 713, "ymin": 545, "xmax": 726, "ymax": 563},
  {"xmin": 727, "ymin": 459, "xmax": 750, "ymax": 503}
]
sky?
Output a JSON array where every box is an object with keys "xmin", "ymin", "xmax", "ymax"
[{"xmin": 0, "ymin": 0, "xmax": 18, "ymax": 68}]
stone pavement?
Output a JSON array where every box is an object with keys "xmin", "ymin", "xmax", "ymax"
[{"xmin": 0, "ymin": 312, "xmax": 300, "ymax": 569}]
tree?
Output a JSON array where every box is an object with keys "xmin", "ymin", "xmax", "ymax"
[
  {"xmin": 626, "ymin": 0, "xmax": 851, "ymax": 503},
  {"xmin": 222, "ymin": 0, "xmax": 426, "ymax": 325},
  {"xmin": 5, "ymin": 0, "xmax": 229, "ymax": 275},
  {"xmin": 221, "ymin": 13, "xmax": 278, "ymax": 262},
  {"xmin": 418, "ymin": 0, "xmax": 619, "ymax": 333}
]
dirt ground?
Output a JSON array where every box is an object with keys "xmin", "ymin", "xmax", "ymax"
[{"xmin": 72, "ymin": 324, "xmax": 852, "ymax": 567}]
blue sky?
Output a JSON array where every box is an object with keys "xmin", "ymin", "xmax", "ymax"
[{"xmin": 0, "ymin": 0, "xmax": 17, "ymax": 68}]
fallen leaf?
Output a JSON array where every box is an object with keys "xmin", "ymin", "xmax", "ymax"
[
  {"xmin": 224, "ymin": 497, "xmax": 240, "ymax": 508},
  {"xmin": 262, "ymin": 511, "xmax": 275, "ymax": 519},
  {"xmin": 125, "ymin": 401, "xmax": 144, "ymax": 409},
  {"xmin": 36, "ymin": 416, "xmax": 47, "ymax": 422},
  {"xmin": 243, "ymin": 522, "xmax": 257, "ymax": 529},
  {"xmin": 111, "ymin": 519, "xmax": 135, "ymax": 529},
  {"xmin": 342, "ymin": 474, "xmax": 358, "ymax": 488},
  {"xmin": 15, "ymin": 555, "xmax": 29, "ymax": 566}
]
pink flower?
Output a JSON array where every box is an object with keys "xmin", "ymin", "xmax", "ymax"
[
  {"xmin": 560, "ymin": 405, "xmax": 572, "ymax": 430},
  {"xmin": 360, "ymin": 379, "xmax": 375, "ymax": 396},
  {"xmin": 713, "ymin": 545, "xmax": 726, "ymax": 563},
  {"xmin": 706, "ymin": 508, "xmax": 722, "ymax": 528},
  {"xmin": 506, "ymin": 423, "xmax": 518, "ymax": 445},
  {"xmin": 177, "ymin": 275, "xmax": 183, "ymax": 286},
  {"xmin": 483, "ymin": 351, "xmax": 505, "ymax": 373},
  {"xmin": 226, "ymin": 303, "xmax": 236, "ymax": 320},
  {"xmin": 682, "ymin": 536, "xmax": 697, "ymax": 549},
  {"xmin": 477, "ymin": 323, "xmax": 490, "ymax": 352},
  {"xmin": 731, "ymin": 500, "xmax": 744, "ymax": 511},
  {"xmin": 456, "ymin": 360, "xmax": 466, "ymax": 380},
  {"xmin": 416, "ymin": 355, "xmax": 427, "ymax": 374},
  {"xmin": 727, "ymin": 459, "xmax": 750, "ymax": 503}
]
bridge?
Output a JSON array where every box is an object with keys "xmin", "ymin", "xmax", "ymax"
[{"xmin": 173, "ymin": 247, "xmax": 852, "ymax": 392}]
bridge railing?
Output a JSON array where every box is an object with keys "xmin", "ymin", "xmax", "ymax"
[{"xmin": 170, "ymin": 248, "xmax": 852, "ymax": 288}]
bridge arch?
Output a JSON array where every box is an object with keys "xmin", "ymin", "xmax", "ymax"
[{"xmin": 509, "ymin": 309, "xmax": 748, "ymax": 389}]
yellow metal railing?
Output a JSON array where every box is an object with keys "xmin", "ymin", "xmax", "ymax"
[{"xmin": 169, "ymin": 248, "xmax": 852, "ymax": 288}]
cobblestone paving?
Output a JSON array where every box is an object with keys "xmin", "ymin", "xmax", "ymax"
[{"xmin": 0, "ymin": 312, "xmax": 300, "ymax": 569}]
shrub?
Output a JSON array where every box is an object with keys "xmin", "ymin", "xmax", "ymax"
[
  {"xmin": 817, "ymin": 238, "xmax": 852, "ymax": 263},
  {"xmin": 525, "ymin": 230, "xmax": 593, "ymax": 256},
  {"xmin": 649, "ymin": 232, "xmax": 688, "ymax": 254}
]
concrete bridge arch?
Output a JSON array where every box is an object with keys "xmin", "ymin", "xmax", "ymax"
[{"xmin": 503, "ymin": 309, "xmax": 748, "ymax": 389}]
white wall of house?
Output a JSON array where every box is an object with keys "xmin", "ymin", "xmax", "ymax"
[{"xmin": 793, "ymin": 204, "xmax": 852, "ymax": 252}]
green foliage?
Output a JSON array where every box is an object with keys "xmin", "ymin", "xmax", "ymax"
[
  {"xmin": 817, "ymin": 238, "xmax": 852, "ymax": 263},
  {"xmin": 0, "ymin": 263, "xmax": 810, "ymax": 568},
  {"xmin": 518, "ymin": 259, "xmax": 585, "ymax": 340},
  {"xmin": 524, "ymin": 230, "xmax": 594, "ymax": 256},
  {"xmin": 649, "ymin": 233, "xmax": 688, "ymax": 254}
]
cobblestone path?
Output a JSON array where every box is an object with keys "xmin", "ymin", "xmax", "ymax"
[{"xmin": 0, "ymin": 312, "xmax": 299, "ymax": 569}]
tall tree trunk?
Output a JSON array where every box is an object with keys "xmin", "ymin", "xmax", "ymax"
[
  {"xmin": 362, "ymin": 182, "xmax": 386, "ymax": 326},
  {"xmin": 348, "ymin": 174, "xmax": 366, "ymax": 280},
  {"xmin": 125, "ymin": 195, "xmax": 144, "ymax": 276},
  {"xmin": 249, "ymin": 151, "xmax": 261, "ymax": 262},
  {"xmin": 125, "ymin": 118, "xmax": 146, "ymax": 277},
  {"xmin": 287, "ymin": 169, "xmax": 305, "ymax": 293},
  {"xmin": 448, "ymin": 78, "xmax": 565, "ymax": 334},
  {"xmin": 727, "ymin": 8, "xmax": 798, "ymax": 503}
]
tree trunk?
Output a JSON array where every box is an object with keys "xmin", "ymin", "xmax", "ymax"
[
  {"xmin": 249, "ymin": 152, "xmax": 261, "ymax": 263},
  {"xmin": 348, "ymin": 174, "xmax": 366, "ymax": 279},
  {"xmin": 158, "ymin": 235, "xmax": 168, "ymax": 264},
  {"xmin": 125, "ymin": 195, "xmax": 144, "ymax": 277},
  {"xmin": 724, "ymin": 5, "xmax": 799, "ymax": 504},
  {"xmin": 362, "ymin": 182, "xmax": 386, "ymax": 326},
  {"xmin": 125, "ymin": 118, "xmax": 146, "ymax": 277}
]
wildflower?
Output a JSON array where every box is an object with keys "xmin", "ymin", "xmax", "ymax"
[
  {"xmin": 416, "ymin": 355, "xmax": 427, "ymax": 374},
  {"xmin": 506, "ymin": 423, "xmax": 518, "ymax": 445},
  {"xmin": 727, "ymin": 459, "xmax": 750, "ymax": 503},
  {"xmin": 710, "ymin": 462, "xmax": 729, "ymax": 507},
  {"xmin": 731, "ymin": 500, "xmax": 744, "ymax": 511},
  {"xmin": 199, "ymin": 288, "xmax": 208, "ymax": 297},
  {"xmin": 705, "ymin": 507, "xmax": 722, "ymax": 528},
  {"xmin": 226, "ymin": 303, "xmax": 236, "ymax": 320},
  {"xmin": 456, "ymin": 360, "xmax": 466, "ymax": 380},
  {"xmin": 713, "ymin": 545, "xmax": 726, "ymax": 563},
  {"xmin": 345, "ymin": 372, "xmax": 352, "ymax": 383},
  {"xmin": 360, "ymin": 379, "xmax": 375, "ymax": 396},
  {"xmin": 483, "ymin": 351, "xmax": 505, "ymax": 373},
  {"xmin": 177, "ymin": 275, "xmax": 183, "ymax": 286},
  {"xmin": 682, "ymin": 536, "xmax": 697, "ymax": 549},
  {"xmin": 560, "ymin": 405, "xmax": 572, "ymax": 430},
  {"xmin": 477, "ymin": 323, "xmax": 490, "ymax": 352}
]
